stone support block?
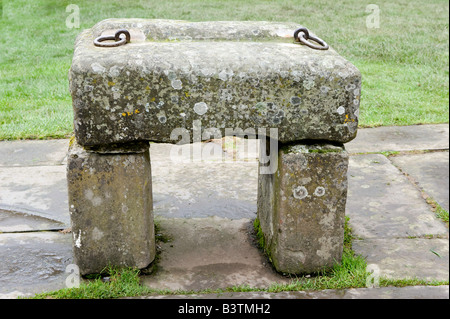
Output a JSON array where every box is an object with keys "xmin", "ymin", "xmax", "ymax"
[
  {"xmin": 66, "ymin": 139, "xmax": 155, "ymax": 275},
  {"xmin": 257, "ymin": 142, "xmax": 349, "ymax": 274}
]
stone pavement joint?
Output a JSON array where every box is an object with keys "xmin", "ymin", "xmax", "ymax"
[{"xmin": 390, "ymin": 151, "xmax": 449, "ymax": 212}]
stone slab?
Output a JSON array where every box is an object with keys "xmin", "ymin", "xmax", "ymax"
[
  {"xmin": 346, "ymin": 154, "xmax": 448, "ymax": 239},
  {"xmin": 0, "ymin": 139, "xmax": 68, "ymax": 167},
  {"xmin": 346, "ymin": 124, "xmax": 449, "ymax": 154},
  {"xmin": 0, "ymin": 231, "xmax": 73, "ymax": 296},
  {"xmin": 0, "ymin": 209, "xmax": 65, "ymax": 233},
  {"xmin": 353, "ymin": 238, "xmax": 449, "ymax": 281},
  {"xmin": 70, "ymin": 19, "xmax": 360, "ymax": 146},
  {"xmin": 142, "ymin": 217, "xmax": 291, "ymax": 291},
  {"xmin": 135, "ymin": 285, "xmax": 449, "ymax": 299},
  {"xmin": 0, "ymin": 165, "xmax": 70, "ymax": 226},
  {"xmin": 391, "ymin": 151, "xmax": 449, "ymax": 212},
  {"xmin": 151, "ymin": 159, "xmax": 258, "ymax": 219}
]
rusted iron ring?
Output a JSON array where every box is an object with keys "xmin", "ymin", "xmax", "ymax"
[
  {"xmin": 294, "ymin": 27, "xmax": 329, "ymax": 50},
  {"xmin": 94, "ymin": 29, "xmax": 131, "ymax": 47}
]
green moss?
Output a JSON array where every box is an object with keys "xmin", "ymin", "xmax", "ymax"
[
  {"xmin": 253, "ymin": 218, "xmax": 265, "ymax": 249},
  {"xmin": 253, "ymin": 217, "xmax": 273, "ymax": 263},
  {"xmin": 154, "ymin": 219, "xmax": 172, "ymax": 243},
  {"xmin": 282, "ymin": 144, "xmax": 344, "ymax": 154},
  {"xmin": 380, "ymin": 151, "xmax": 400, "ymax": 157},
  {"xmin": 307, "ymin": 148, "xmax": 343, "ymax": 154}
]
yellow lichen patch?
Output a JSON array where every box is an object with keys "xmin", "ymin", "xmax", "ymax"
[
  {"xmin": 108, "ymin": 81, "xmax": 115, "ymax": 86},
  {"xmin": 69, "ymin": 135, "xmax": 76, "ymax": 148},
  {"xmin": 122, "ymin": 110, "xmax": 140, "ymax": 117},
  {"xmin": 344, "ymin": 114, "xmax": 355, "ymax": 123},
  {"xmin": 184, "ymin": 91, "xmax": 191, "ymax": 98}
]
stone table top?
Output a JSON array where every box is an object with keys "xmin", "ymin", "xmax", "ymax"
[{"xmin": 69, "ymin": 19, "xmax": 361, "ymax": 147}]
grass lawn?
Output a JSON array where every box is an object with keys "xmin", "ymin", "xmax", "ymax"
[{"xmin": 0, "ymin": 0, "xmax": 448, "ymax": 140}]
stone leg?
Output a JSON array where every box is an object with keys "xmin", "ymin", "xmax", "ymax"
[
  {"xmin": 66, "ymin": 139, "xmax": 155, "ymax": 275},
  {"xmin": 257, "ymin": 142, "xmax": 349, "ymax": 274}
]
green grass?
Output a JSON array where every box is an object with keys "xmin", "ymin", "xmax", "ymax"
[
  {"xmin": 426, "ymin": 196, "xmax": 449, "ymax": 227},
  {"xmin": 0, "ymin": 0, "xmax": 448, "ymax": 140},
  {"xmin": 30, "ymin": 216, "xmax": 448, "ymax": 299},
  {"xmin": 31, "ymin": 266, "xmax": 147, "ymax": 299}
]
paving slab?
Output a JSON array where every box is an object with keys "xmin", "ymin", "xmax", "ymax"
[
  {"xmin": 142, "ymin": 217, "xmax": 291, "ymax": 291},
  {"xmin": 0, "ymin": 231, "xmax": 73, "ymax": 296},
  {"xmin": 0, "ymin": 209, "xmax": 65, "ymax": 233},
  {"xmin": 152, "ymin": 160, "xmax": 258, "ymax": 219},
  {"xmin": 135, "ymin": 285, "xmax": 449, "ymax": 299},
  {"xmin": 353, "ymin": 238, "xmax": 449, "ymax": 281},
  {"xmin": 151, "ymin": 140, "xmax": 259, "ymax": 221},
  {"xmin": 0, "ymin": 166, "xmax": 69, "ymax": 226},
  {"xmin": 0, "ymin": 139, "xmax": 68, "ymax": 167},
  {"xmin": 346, "ymin": 154, "xmax": 448, "ymax": 239},
  {"xmin": 346, "ymin": 124, "xmax": 449, "ymax": 154},
  {"xmin": 390, "ymin": 151, "xmax": 449, "ymax": 212}
]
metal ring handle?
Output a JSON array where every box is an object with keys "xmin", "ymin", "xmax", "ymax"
[
  {"xmin": 114, "ymin": 29, "xmax": 131, "ymax": 43},
  {"xmin": 294, "ymin": 27, "xmax": 329, "ymax": 50},
  {"xmin": 94, "ymin": 29, "xmax": 130, "ymax": 47},
  {"xmin": 293, "ymin": 27, "xmax": 310, "ymax": 42}
]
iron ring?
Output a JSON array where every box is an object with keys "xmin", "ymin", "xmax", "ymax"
[
  {"xmin": 293, "ymin": 27, "xmax": 329, "ymax": 50},
  {"xmin": 94, "ymin": 29, "xmax": 130, "ymax": 47}
]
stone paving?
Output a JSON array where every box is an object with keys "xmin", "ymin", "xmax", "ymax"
[{"xmin": 0, "ymin": 124, "xmax": 448, "ymax": 298}]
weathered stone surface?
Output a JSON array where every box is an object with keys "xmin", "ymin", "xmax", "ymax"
[
  {"xmin": 0, "ymin": 165, "xmax": 70, "ymax": 226},
  {"xmin": 150, "ymin": 139, "xmax": 259, "ymax": 219},
  {"xmin": 0, "ymin": 209, "xmax": 65, "ymax": 233},
  {"xmin": 0, "ymin": 232, "xmax": 73, "ymax": 296},
  {"xmin": 0, "ymin": 139, "xmax": 68, "ymax": 167},
  {"xmin": 142, "ymin": 217, "xmax": 290, "ymax": 291},
  {"xmin": 345, "ymin": 124, "xmax": 449, "ymax": 154},
  {"xmin": 346, "ymin": 154, "xmax": 448, "ymax": 239},
  {"xmin": 66, "ymin": 139, "xmax": 155, "ymax": 274},
  {"xmin": 353, "ymin": 238, "xmax": 449, "ymax": 281},
  {"xmin": 257, "ymin": 143, "xmax": 349, "ymax": 274},
  {"xmin": 135, "ymin": 286, "xmax": 450, "ymax": 299},
  {"xmin": 391, "ymin": 151, "xmax": 449, "ymax": 212},
  {"xmin": 69, "ymin": 19, "xmax": 360, "ymax": 147}
]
